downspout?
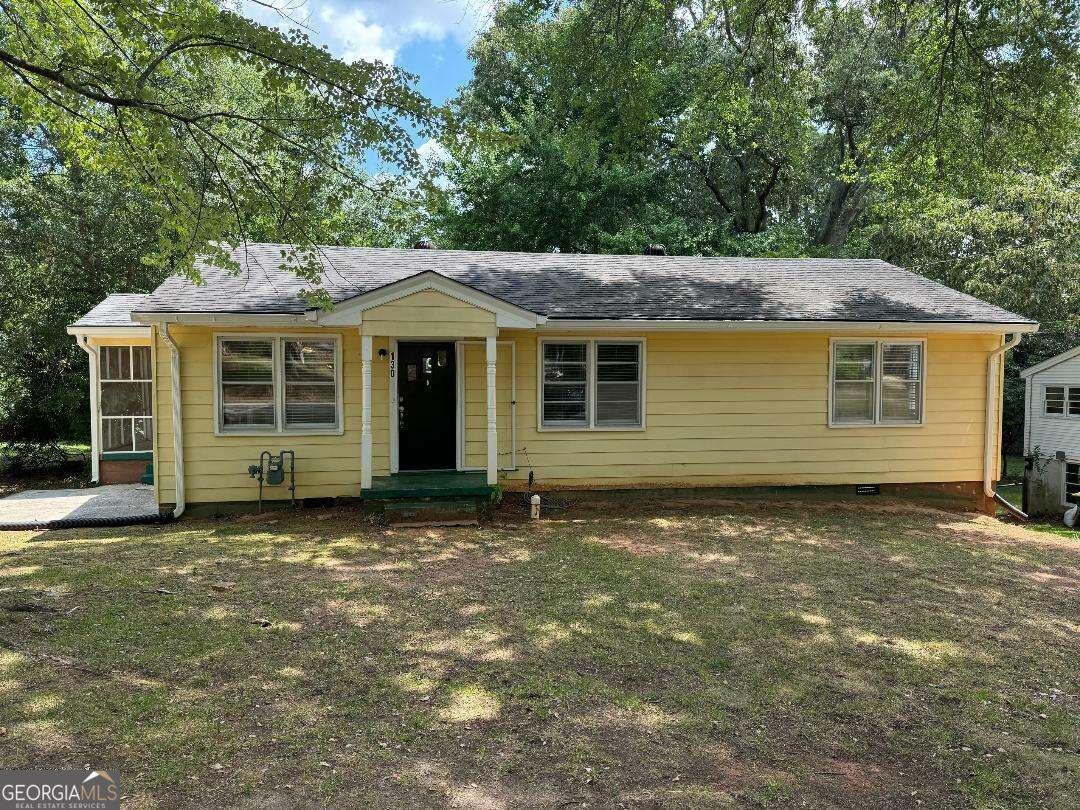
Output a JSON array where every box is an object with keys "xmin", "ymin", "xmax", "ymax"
[
  {"xmin": 160, "ymin": 323, "xmax": 185, "ymax": 519},
  {"xmin": 75, "ymin": 335, "xmax": 100, "ymax": 484},
  {"xmin": 985, "ymin": 334, "xmax": 1025, "ymax": 519}
]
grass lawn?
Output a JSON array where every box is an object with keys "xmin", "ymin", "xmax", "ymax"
[{"xmin": 0, "ymin": 497, "xmax": 1077, "ymax": 808}]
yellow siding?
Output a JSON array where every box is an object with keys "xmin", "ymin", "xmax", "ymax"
[
  {"xmin": 153, "ymin": 325, "xmax": 391, "ymax": 505},
  {"xmin": 494, "ymin": 330, "xmax": 999, "ymax": 490},
  {"xmin": 362, "ymin": 290, "xmax": 496, "ymax": 337},
  {"xmin": 461, "ymin": 341, "xmax": 514, "ymax": 469},
  {"xmin": 153, "ymin": 320, "xmax": 1002, "ymax": 506}
]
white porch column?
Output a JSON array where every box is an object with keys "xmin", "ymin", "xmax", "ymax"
[
  {"xmin": 486, "ymin": 336, "xmax": 498, "ymax": 485},
  {"xmin": 361, "ymin": 331, "xmax": 373, "ymax": 490},
  {"xmin": 77, "ymin": 336, "xmax": 100, "ymax": 484}
]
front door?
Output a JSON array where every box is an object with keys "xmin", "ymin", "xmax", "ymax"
[{"xmin": 397, "ymin": 342, "xmax": 456, "ymax": 470}]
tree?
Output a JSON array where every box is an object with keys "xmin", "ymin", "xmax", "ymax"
[
  {"xmin": 428, "ymin": 0, "xmax": 1080, "ymax": 257},
  {"xmin": 0, "ymin": 0, "xmax": 433, "ymax": 283},
  {"xmin": 0, "ymin": 110, "xmax": 166, "ymax": 441}
]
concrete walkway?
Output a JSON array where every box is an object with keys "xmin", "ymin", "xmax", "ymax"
[{"xmin": 0, "ymin": 484, "xmax": 160, "ymax": 529}]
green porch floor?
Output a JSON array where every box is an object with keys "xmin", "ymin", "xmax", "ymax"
[{"xmin": 362, "ymin": 471, "xmax": 494, "ymax": 500}]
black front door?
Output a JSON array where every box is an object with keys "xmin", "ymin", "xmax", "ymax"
[{"xmin": 397, "ymin": 342, "xmax": 456, "ymax": 470}]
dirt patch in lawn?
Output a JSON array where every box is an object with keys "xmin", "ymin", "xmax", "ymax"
[{"xmin": 0, "ymin": 498, "xmax": 1076, "ymax": 808}]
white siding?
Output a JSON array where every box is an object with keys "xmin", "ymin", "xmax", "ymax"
[{"xmin": 1026, "ymin": 354, "xmax": 1080, "ymax": 458}]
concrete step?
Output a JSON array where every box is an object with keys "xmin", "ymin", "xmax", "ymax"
[{"xmin": 384, "ymin": 498, "xmax": 478, "ymax": 527}]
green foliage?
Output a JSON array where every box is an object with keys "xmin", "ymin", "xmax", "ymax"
[
  {"xmin": 429, "ymin": 0, "xmax": 1080, "ymax": 256},
  {"xmin": 0, "ymin": 0, "xmax": 433, "ymax": 282}
]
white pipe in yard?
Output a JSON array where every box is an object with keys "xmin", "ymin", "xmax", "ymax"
[
  {"xmin": 75, "ymin": 335, "xmax": 100, "ymax": 484},
  {"xmin": 160, "ymin": 323, "xmax": 185, "ymax": 519},
  {"xmin": 984, "ymin": 334, "xmax": 1025, "ymax": 519}
]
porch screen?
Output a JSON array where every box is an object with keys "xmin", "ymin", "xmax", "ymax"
[{"xmin": 99, "ymin": 346, "xmax": 153, "ymax": 452}]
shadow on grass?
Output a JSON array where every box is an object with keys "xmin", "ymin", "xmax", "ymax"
[{"xmin": 0, "ymin": 499, "xmax": 1077, "ymax": 808}]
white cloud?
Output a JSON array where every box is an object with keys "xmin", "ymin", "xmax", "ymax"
[
  {"xmin": 320, "ymin": 6, "xmax": 396, "ymax": 63},
  {"xmin": 416, "ymin": 137, "xmax": 450, "ymax": 165},
  {"xmin": 239, "ymin": 0, "xmax": 493, "ymax": 65}
]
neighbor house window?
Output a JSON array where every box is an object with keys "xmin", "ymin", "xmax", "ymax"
[
  {"xmin": 99, "ymin": 346, "xmax": 152, "ymax": 452},
  {"xmin": 1045, "ymin": 386, "xmax": 1065, "ymax": 416},
  {"xmin": 540, "ymin": 340, "xmax": 644, "ymax": 429},
  {"xmin": 217, "ymin": 336, "xmax": 340, "ymax": 433},
  {"xmin": 1065, "ymin": 463, "xmax": 1080, "ymax": 505},
  {"xmin": 1070, "ymin": 389, "xmax": 1080, "ymax": 417},
  {"xmin": 830, "ymin": 340, "xmax": 924, "ymax": 426}
]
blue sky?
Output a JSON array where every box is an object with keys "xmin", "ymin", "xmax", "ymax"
[{"xmin": 239, "ymin": 1, "xmax": 486, "ymax": 169}]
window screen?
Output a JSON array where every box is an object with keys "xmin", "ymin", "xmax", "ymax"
[
  {"xmin": 595, "ymin": 343, "xmax": 641, "ymax": 426},
  {"xmin": 542, "ymin": 343, "xmax": 588, "ymax": 425},
  {"xmin": 880, "ymin": 343, "xmax": 922, "ymax": 422},
  {"xmin": 99, "ymin": 346, "xmax": 153, "ymax": 452},
  {"xmin": 832, "ymin": 343, "xmax": 875, "ymax": 423},
  {"xmin": 284, "ymin": 339, "xmax": 336, "ymax": 426},
  {"xmin": 219, "ymin": 339, "xmax": 275, "ymax": 428}
]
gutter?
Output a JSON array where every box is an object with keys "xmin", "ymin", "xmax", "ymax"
[
  {"xmin": 159, "ymin": 323, "xmax": 186, "ymax": 519},
  {"xmin": 985, "ymin": 334, "xmax": 1025, "ymax": 519},
  {"xmin": 74, "ymin": 335, "xmax": 100, "ymax": 484}
]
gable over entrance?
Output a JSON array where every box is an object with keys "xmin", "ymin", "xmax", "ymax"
[
  {"xmin": 362, "ymin": 290, "xmax": 496, "ymax": 338},
  {"xmin": 315, "ymin": 271, "xmax": 543, "ymax": 333}
]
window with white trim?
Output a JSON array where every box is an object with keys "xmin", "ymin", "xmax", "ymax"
[
  {"xmin": 1045, "ymin": 385, "xmax": 1065, "ymax": 416},
  {"xmin": 541, "ymin": 340, "xmax": 643, "ymax": 429},
  {"xmin": 1065, "ymin": 462, "xmax": 1080, "ymax": 505},
  {"xmin": 830, "ymin": 340, "xmax": 923, "ymax": 426},
  {"xmin": 217, "ymin": 336, "xmax": 339, "ymax": 432},
  {"xmin": 99, "ymin": 346, "xmax": 152, "ymax": 452}
]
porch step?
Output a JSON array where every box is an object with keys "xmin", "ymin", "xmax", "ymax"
[
  {"xmin": 363, "ymin": 471, "xmax": 493, "ymax": 501},
  {"xmin": 384, "ymin": 498, "xmax": 479, "ymax": 527}
]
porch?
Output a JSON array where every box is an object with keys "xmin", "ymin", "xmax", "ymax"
[{"xmin": 361, "ymin": 471, "xmax": 494, "ymax": 501}]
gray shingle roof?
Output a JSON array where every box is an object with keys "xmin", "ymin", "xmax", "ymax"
[
  {"xmin": 130, "ymin": 243, "xmax": 1032, "ymax": 324},
  {"xmin": 71, "ymin": 294, "xmax": 153, "ymax": 327}
]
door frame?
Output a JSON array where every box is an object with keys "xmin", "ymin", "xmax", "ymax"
[
  {"xmin": 456, "ymin": 339, "xmax": 517, "ymax": 473},
  {"xmin": 389, "ymin": 339, "xmax": 460, "ymax": 473},
  {"xmin": 389, "ymin": 338, "xmax": 517, "ymax": 474}
]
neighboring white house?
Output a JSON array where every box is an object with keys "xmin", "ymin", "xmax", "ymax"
[{"xmin": 1021, "ymin": 346, "xmax": 1080, "ymax": 515}]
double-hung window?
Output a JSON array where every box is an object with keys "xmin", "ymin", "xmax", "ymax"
[
  {"xmin": 99, "ymin": 346, "xmax": 153, "ymax": 452},
  {"xmin": 1044, "ymin": 386, "xmax": 1080, "ymax": 417},
  {"xmin": 540, "ymin": 340, "xmax": 644, "ymax": 429},
  {"xmin": 217, "ymin": 336, "xmax": 340, "ymax": 433},
  {"xmin": 830, "ymin": 339, "xmax": 924, "ymax": 426}
]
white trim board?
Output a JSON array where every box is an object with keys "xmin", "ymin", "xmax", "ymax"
[
  {"xmin": 67, "ymin": 325, "xmax": 153, "ymax": 338},
  {"xmin": 541, "ymin": 319, "xmax": 1037, "ymax": 334},
  {"xmin": 1021, "ymin": 345, "xmax": 1080, "ymax": 379}
]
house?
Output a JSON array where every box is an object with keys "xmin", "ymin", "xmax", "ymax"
[
  {"xmin": 66, "ymin": 244, "xmax": 1037, "ymax": 517},
  {"xmin": 1020, "ymin": 346, "xmax": 1080, "ymax": 515}
]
